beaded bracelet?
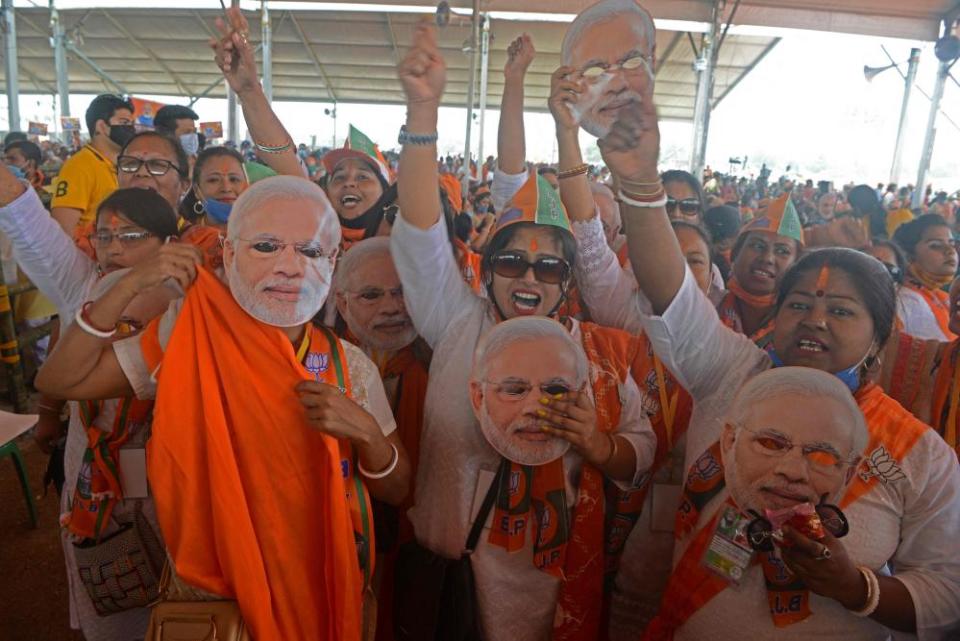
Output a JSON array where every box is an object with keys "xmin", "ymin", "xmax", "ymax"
[
  {"xmin": 558, "ymin": 163, "xmax": 590, "ymax": 180},
  {"xmin": 358, "ymin": 443, "xmax": 400, "ymax": 479}
]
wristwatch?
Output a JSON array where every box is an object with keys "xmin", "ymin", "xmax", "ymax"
[{"xmin": 398, "ymin": 125, "xmax": 439, "ymax": 146}]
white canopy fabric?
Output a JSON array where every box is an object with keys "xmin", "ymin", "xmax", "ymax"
[{"xmin": 2, "ymin": 6, "xmax": 778, "ymax": 121}]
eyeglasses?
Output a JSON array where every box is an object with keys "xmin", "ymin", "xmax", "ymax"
[
  {"xmin": 235, "ymin": 237, "xmax": 335, "ymax": 260},
  {"xmin": 746, "ymin": 503, "xmax": 850, "ymax": 552},
  {"xmin": 666, "ymin": 197, "xmax": 701, "ymax": 216},
  {"xmin": 489, "ymin": 251, "xmax": 570, "ymax": 284},
  {"xmin": 117, "ymin": 155, "xmax": 183, "ymax": 177},
  {"xmin": 481, "ymin": 379, "xmax": 573, "ymax": 402},
  {"xmin": 346, "ymin": 286, "xmax": 403, "ymax": 304},
  {"xmin": 87, "ymin": 230, "xmax": 155, "ymax": 247},
  {"xmin": 740, "ymin": 426, "xmax": 856, "ymax": 472},
  {"xmin": 581, "ymin": 54, "xmax": 652, "ymax": 81}
]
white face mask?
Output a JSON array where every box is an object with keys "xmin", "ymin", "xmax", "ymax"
[
  {"xmin": 179, "ymin": 132, "xmax": 200, "ymax": 156},
  {"xmin": 477, "ymin": 400, "xmax": 569, "ymax": 466},
  {"xmin": 226, "ymin": 255, "xmax": 335, "ymax": 328}
]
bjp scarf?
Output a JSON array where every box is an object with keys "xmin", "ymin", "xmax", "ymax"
[
  {"xmin": 487, "ymin": 322, "xmax": 643, "ymax": 641},
  {"xmin": 716, "ymin": 282, "xmax": 776, "ymax": 348},
  {"xmin": 145, "ymin": 268, "xmax": 362, "ymax": 641},
  {"xmin": 454, "ymin": 238, "xmax": 484, "ymax": 294},
  {"xmin": 61, "ymin": 397, "xmax": 153, "ymax": 540},
  {"xmin": 930, "ymin": 339, "xmax": 960, "ymax": 457},
  {"xmin": 644, "ymin": 382, "xmax": 928, "ymax": 639},
  {"xmin": 906, "ymin": 264, "xmax": 957, "ymax": 341},
  {"xmin": 180, "ymin": 224, "xmax": 224, "ymax": 270}
]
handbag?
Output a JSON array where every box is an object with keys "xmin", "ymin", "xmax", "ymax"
[
  {"xmin": 145, "ymin": 560, "xmax": 251, "ymax": 641},
  {"xmin": 73, "ymin": 501, "xmax": 166, "ymax": 616},
  {"xmin": 394, "ymin": 465, "xmax": 503, "ymax": 641}
]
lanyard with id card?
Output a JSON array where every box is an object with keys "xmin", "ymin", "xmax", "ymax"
[{"xmin": 702, "ymin": 504, "xmax": 755, "ymax": 584}]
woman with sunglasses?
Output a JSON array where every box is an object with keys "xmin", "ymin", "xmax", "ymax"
[
  {"xmin": 0, "ymin": 166, "xmax": 187, "ymax": 640},
  {"xmin": 661, "ymin": 169, "xmax": 705, "ymax": 224},
  {"xmin": 585, "ymin": 96, "xmax": 960, "ymax": 639},
  {"xmin": 892, "ymin": 214, "xmax": 959, "ymax": 341},
  {"xmin": 390, "ymin": 24, "xmax": 657, "ymax": 641}
]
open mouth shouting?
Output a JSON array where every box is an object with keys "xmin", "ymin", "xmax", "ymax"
[
  {"xmin": 339, "ymin": 193, "xmax": 364, "ymax": 211},
  {"xmin": 796, "ymin": 336, "xmax": 828, "ymax": 354},
  {"xmin": 510, "ymin": 289, "xmax": 542, "ymax": 315}
]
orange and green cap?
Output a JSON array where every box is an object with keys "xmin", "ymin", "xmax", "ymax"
[
  {"xmin": 740, "ymin": 192, "xmax": 804, "ymax": 246},
  {"xmin": 321, "ymin": 124, "xmax": 390, "ymax": 182},
  {"xmin": 493, "ymin": 170, "xmax": 572, "ymax": 238}
]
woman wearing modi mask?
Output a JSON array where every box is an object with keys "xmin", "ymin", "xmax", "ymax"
[
  {"xmin": 391, "ymin": 21, "xmax": 657, "ymax": 641},
  {"xmin": 892, "ymin": 214, "xmax": 959, "ymax": 341},
  {"xmin": 568, "ymin": 77, "xmax": 960, "ymax": 638}
]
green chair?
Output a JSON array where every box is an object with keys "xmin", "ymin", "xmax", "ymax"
[{"xmin": 0, "ymin": 411, "xmax": 39, "ymax": 528}]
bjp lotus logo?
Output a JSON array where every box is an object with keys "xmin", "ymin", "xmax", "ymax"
[
  {"xmin": 859, "ymin": 446, "xmax": 905, "ymax": 483},
  {"xmin": 304, "ymin": 352, "xmax": 329, "ymax": 380}
]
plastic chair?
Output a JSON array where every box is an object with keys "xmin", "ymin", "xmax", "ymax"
[{"xmin": 0, "ymin": 411, "xmax": 39, "ymax": 528}]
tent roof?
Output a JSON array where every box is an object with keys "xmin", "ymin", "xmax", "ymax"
[{"xmin": 3, "ymin": 6, "xmax": 780, "ymax": 121}]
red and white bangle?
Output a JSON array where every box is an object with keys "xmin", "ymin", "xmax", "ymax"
[
  {"xmin": 74, "ymin": 302, "xmax": 116, "ymax": 339},
  {"xmin": 358, "ymin": 443, "xmax": 399, "ymax": 480},
  {"xmin": 618, "ymin": 189, "xmax": 668, "ymax": 208},
  {"xmin": 850, "ymin": 566, "xmax": 881, "ymax": 617}
]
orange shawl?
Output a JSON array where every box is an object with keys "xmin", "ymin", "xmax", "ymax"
[
  {"xmin": 715, "ymin": 289, "xmax": 776, "ymax": 349},
  {"xmin": 454, "ymin": 238, "xmax": 484, "ymax": 294},
  {"xmin": 146, "ymin": 268, "xmax": 362, "ymax": 641},
  {"xmin": 904, "ymin": 281, "xmax": 957, "ymax": 341},
  {"xmin": 643, "ymin": 382, "xmax": 928, "ymax": 639}
]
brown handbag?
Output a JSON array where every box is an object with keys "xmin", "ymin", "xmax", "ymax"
[{"xmin": 145, "ymin": 561, "xmax": 251, "ymax": 641}]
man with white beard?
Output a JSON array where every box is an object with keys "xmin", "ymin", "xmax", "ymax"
[{"xmin": 37, "ymin": 175, "xmax": 411, "ymax": 641}]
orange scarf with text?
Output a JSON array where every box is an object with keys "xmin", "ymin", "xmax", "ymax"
[{"xmin": 145, "ymin": 268, "xmax": 362, "ymax": 641}]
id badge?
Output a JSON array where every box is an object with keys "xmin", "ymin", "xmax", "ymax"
[
  {"xmin": 702, "ymin": 505, "xmax": 754, "ymax": 584},
  {"xmin": 118, "ymin": 448, "xmax": 149, "ymax": 499}
]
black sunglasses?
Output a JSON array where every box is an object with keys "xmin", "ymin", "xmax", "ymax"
[
  {"xmin": 666, "ymin": 197, "xmax": 701, "ymax": 215},
  {"xmin": 745, "ymin": 503, "xmax": 849, "ymax": 552},
  {"xmin": 489, "ymin": 251, "xmax": 570, "ymax": 284}
]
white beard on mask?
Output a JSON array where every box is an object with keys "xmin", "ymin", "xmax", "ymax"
[
  {"xmin": 343, "ymin": 307, "xmax": 418, "ymax": 352},
  {"xmin": 478, "ymin": 402, "xmax": 569, "ymax": 466},
  {"xmin": 226, "ymin": 258, "xmax": 334, "ymax": 328}
]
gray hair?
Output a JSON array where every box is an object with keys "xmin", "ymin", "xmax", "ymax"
[
  {"xmin": 561, "ymin": 0, "xmax": 656, "ymax": 66},
  {"xmin": 728, "ymin": 367, "xmax": 869, "ymax": 457},
  {"xmin": 225, "ymin": 174, "xmax": 341, "ymax": 247},
  {"xmin": 333, "ymin": 236, "xmax": 393, "ymax": 293},
  {"xmin": 472, "ymin": 317, "xmax": 589, "ymax": 385}
]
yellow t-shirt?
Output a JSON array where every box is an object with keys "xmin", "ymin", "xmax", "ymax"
[{"xmin": 50, "ymin": 145, "xmax": 117, "ymax": 234}]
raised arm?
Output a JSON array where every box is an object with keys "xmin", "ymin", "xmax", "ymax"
[
  {"xmin": 549, "ymin": 67, "xmax": 595, "ymax": 222},
  {"xmin": 497, "ymin": 35, "xmax": 535, "ymax": 175},
  {"xmin": 0, "ymin": 164, "xmax": 95, "ymax": 315},
  {"xmin": 599, "ymin": 92, "xmax": 684, "ymax": 315},
  {"xmin": 211, "ymin": 7, "xmax": 302, "ymax": 178},
  {"xmin": 36, "ymin": 244, "xmax": 201, "ymax": 400},
  {"xmin": 396, "ymin": 19, "xmax": 446, "ymax": 230}
]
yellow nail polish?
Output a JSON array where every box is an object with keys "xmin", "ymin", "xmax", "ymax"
[
  {"xmin": 536, "ymin": 409, "xmax": 547, "ymax": 417},
  {"xmin": 553, "ymin": 392, "xmax": 564, "ymax": 399},
  {"xmin": 539, "ymin": 397, "xmax": 550, "ymax": 405}
]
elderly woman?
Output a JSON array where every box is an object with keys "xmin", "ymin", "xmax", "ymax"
[
  {"xmin": 391, "ymin": 21, "xmax": 656, "ymax": 641},
  {"xmin": 569, "ymin": 88, "xmax": 960, "ymax": 638},
  {"xmin": 892, "ymin": 214, "xmax": 959, "ymax": 341}
]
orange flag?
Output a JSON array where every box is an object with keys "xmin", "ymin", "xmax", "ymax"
[{"xmin": 146, "ymin": 268, "xmax": 362, "ymax": 641}]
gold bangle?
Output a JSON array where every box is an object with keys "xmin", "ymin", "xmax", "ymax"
[
  {"xmin": 558, "ymin": 163, "xmax": 590, "ymax": 180},
  {"xmin": 621, "ymin": 186, "xmax": 666, "ymax": 199},
  {"xmin": 620, "ymin": 178, "xmax": 663, "ymax": 189},
  {"xmin": 253, "ymin": 139, "xmax": 293, "ymax": 154}
]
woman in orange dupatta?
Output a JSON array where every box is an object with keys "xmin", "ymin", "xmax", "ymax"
[{"xmin": 892, "ymin": 214, "xmax": 958, "ymax": 341}]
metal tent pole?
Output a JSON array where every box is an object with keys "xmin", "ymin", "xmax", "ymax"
[
  {"xmin": 261, "ymin": 0, "xmax": 272, "ymax": 101},
  {"xmin": 889, "ymin": 48, "xmax": 920, "ymax": 184},
  {"xmin": 227, "ymin": 0, "xmax": 240, "ymax": 143},
  {"xmin": 462, "ymin": 0, "xmax": 481, "ymax": 185},
  {"xmin": 2, "ymin": 0, "xmax": 20, "ymax": 133},
  {"xmin": 50, "ymin": 0, "xmax": 71, "ymax": 144},
  {"xmin": 476, "ymin": 14, "xmax": 490, "ymax": 172},
  {"xmin": 913, "ymin": 57, "xmax": 950, "ymax": 209},
  {"xmin": 689, "ymin": 0, "xmax": 724, "ymax": 181}
]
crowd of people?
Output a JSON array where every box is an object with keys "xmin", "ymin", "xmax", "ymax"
[{"xmin": 3, "ymin": 1, "xmax": 960, "ymax": 640}]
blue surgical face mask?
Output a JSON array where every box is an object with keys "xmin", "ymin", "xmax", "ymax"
[
  {"xmin": 766, "ymin": 345, "xmax": 871, "ymax": 394},
  {"xmin": 179, "ymin": 132, "xmax": 200, "ymax": 156},
  {"xmin": 5, "ymin": 164, "xmax": 25, "ymax": 179},
  {"xmin": 203, "ymin": 197, "xmax": 233, "ymax": 224}
]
